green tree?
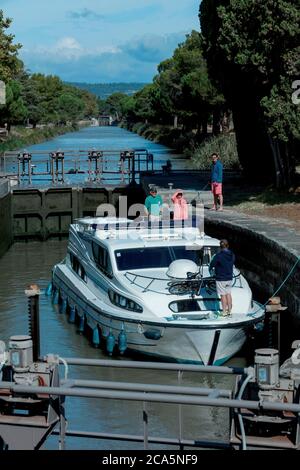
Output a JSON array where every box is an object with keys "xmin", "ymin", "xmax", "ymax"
[
  {"xmin": 200, "ymin": 0, "xmax": 300, "ymax": 187},
  {"xmin": 63, "ymin": 84, "xmax": 98, "ymax": 118},
  {"xmin": 104, "ymin": 92, "xmax": 128, "ymax": 120},
  {"xmin": 0, "ymin": 80, "xmax": 27, "ymax": 129},
  {"xmin": 152, "ymin": 31, "xmax": 224, "ymax": 134},
  {"xmin": 0, "ymin": 10, "xmax": 21, "ymax": 82},
  {"xmin": 55, "ymin": 93, "xmax": 85, "ymax": 125},
  {"xmin": 119, "ymin": 95, "xmax": 136, "ymax": 122},
  {"xmin": 18, "ymin": 71, "xmax": 45, "ymax": 127},
  {"xmin": 133, "ymin": 84, "xmax": 159, "ymax": 123}
]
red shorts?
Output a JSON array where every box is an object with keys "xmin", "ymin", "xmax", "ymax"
[{"xmin": 211, "ymin": 182, "xmax": 222, "ymax": 196}]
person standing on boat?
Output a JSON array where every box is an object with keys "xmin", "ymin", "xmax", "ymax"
[
  {"xmin": 210, "ymin": 153, "xmax": 223, "ymax": 211},
  {"xmin": 144, "ymin": 186, "xmax": 163, "ymax": 222},
  {"xmin": 209, "ymin": 239, "xmax": 235, "ymax": 316},
  {"xmin": 171, "ymin": 190, "xmax": 188, "ymax": 220}
]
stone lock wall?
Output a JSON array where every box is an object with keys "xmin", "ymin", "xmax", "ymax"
[{"xmin": 0, "ymin": 180, "xmax": 13, "ymax": 258}]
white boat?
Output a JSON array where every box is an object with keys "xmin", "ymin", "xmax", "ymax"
[{"xmin": 51, "ymin": 217, "xmax": 265, "ymax": 365}]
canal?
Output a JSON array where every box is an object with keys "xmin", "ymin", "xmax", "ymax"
[
  {"xmin": 0, "ymin": 126, "xmax": 238, "ymax": 449},
  {"xmin": 4, "ymin": 125, "xmax": 190, "ymax": 185}
]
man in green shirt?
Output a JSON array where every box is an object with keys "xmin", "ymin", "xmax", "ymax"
[{"xmin": 144, "ymin": 187, "xmax": 163, "ymax": 221}]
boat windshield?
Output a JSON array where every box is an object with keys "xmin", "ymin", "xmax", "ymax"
[{"xmin": 115, "ymin": 246, "xmax": 219, "ymax": 271}]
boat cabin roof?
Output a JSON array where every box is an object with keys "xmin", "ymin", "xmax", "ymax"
[{"xmin": 74, "ymin": 217, "xmax": 220, "ymax": 250}]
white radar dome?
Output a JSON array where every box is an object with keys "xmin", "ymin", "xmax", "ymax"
[{"xmin": 166, "ymin": 259, "xmax": 199, "ymax": 279}]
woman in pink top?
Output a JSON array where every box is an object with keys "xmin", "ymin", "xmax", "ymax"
[{"xmin": 171, "ymin": 190, "xmax": 188, "ymax": 220}]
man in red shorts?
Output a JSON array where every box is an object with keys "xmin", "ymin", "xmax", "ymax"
[{"xmin": 210, "ymin": 153, "xmax": 223, "ymax": 211}]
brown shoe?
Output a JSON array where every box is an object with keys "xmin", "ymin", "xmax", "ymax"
[{"xmin": 220, "ymin": 310, "xmax": 231, "ymax": 317}]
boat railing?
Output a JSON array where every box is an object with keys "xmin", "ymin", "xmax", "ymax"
[
  {"xmin": 124, "ymin": 269, "xmax": 242, "ymax": 295},
  {"xmin": 125, "ymin": 271, "xmax": 172, "ymax": 294}
]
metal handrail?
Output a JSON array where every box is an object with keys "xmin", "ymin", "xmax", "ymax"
[
  {"xmin": 1, "ymin": 357, "xmax": 300, "ymax": 451},
  {"xmin": 124, "ymin": 270, "xmax": 241, "ymax": 295}
]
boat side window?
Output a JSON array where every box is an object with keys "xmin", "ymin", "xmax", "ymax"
[
  {"xmin": 70, "ymin": 252, "xmax": 79, "ymax": 273},
  {"xmin": 78, "ymin": 265, "xmax": 87, "ymax": 282},
  {"xmin": 92, "ymin": 242, "xmax": 113, "ymax": 278},
  {"xmin": 69, "ymin": 252, "xmax": 87, "ymax": 282}
]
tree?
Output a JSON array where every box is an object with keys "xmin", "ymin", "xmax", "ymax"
[
  {"xmin": 63, "ymin": 84, "xmax": 98, "ymax": 119},
  {"xmin": 119, "ymin": 95, "xmax": 136, "ymax": 122},
  {"xmin": 18, "ymin": 71, "xmax": 45, "ymax": 127},
  {"xmin": 133, "ymin": 84, "xmax": 159, "ymax": 123},
  {"xmin": 200, "ymin": 0, "xmax": 300, "ymax": 187},
  {"xmin": 55, "ymin": 93, "xmax": 85, "ymax": 125},
  {"xmin": 152, "ymin": 31, "xmax": 224, "ymax": 134},
  {"xmin": 0, "ymin": 10, "xmax": 21, "ymax": 82},
  {"xmin": 0, "ymin": 80, "xmax": 27, "ymax": 129},
  {"xmin": 104, "ymin": 93, "xmax": 128, "ymax": 120}
]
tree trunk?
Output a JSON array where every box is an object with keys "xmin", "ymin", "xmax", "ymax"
[
  {"xmin": 201, "ymin": 116, "xmax": 208, "ymax": 136},
  {"xmin": 173, "ymin": 115, "xmax": 178, "ymax": 129},
  {"xmin": 269, "ymin": 137, "xmax": 295, "ymax": 188},
  {"xmin": 212, "ymin": 108, "xmax": 221, "ymax": 135},
  {"xmin": 231, "ymin": 96, "xmax": 274, "ymax": 183}
]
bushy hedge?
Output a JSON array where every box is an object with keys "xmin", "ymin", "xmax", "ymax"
[{"xmin": 191, "ymin": 134, "xmax": 240, "ymax": 170}]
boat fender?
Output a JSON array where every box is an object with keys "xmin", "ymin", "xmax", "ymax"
[
  {"xmin": 118, "ymin": 330, "xmax": 127, "ymax": 354},
  {"xmin": 61, "ymin": 299, "xmax": 68, "ymax": 315},
  {"xmin": 45, "ymin": 282, "xmax": 52, "ymax": 296},
  {"xmin": 69, "ymin": 306, "xmax": 76, "ymax": 323},
  {"xmin": 106, "ymin": 331, "xmax": 115, "ymax": 356},
  {"xmin": 78, "ymin": 315, "xmax": 85, "ymax": 334},
  {"xmin": 53, "ymin": 289, "xmax": 59, "ymax": 305},
  {"xmin": 92, "ymin": 327, "xmax": 100, "ymax": 347},
  {"xmin": 254, "ymin": 321, "xmax": 264, "ymax": 332},
  {"xmin": 144, "ymin": 329, "xmax": 162, "ymax": 340}
]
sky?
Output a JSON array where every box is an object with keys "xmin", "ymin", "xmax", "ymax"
[{"xmin": 3, "ymin": 0, "xmax": 201, "ymax": 83}]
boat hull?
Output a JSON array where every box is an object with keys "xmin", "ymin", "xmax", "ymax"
[{"xmin": 51, "ymin": 269, "xmax": 262, "ymax": 365}]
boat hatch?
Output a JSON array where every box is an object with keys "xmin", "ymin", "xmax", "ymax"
[
  {"xmin": 169, "ymin": 298, "xmax": 221, "ymax": 313},
  {"xmin": 172, "ymin": 313, "xmax": 210, "ymax": 321}
]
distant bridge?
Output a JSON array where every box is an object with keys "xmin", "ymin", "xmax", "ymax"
[{"xmin": 98, "ymin": 115, "xmax": 116, "ymax": 126}]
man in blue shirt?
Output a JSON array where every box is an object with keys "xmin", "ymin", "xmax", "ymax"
[
  {"xmin": 209, "ymin": 239, "xmax": 235, "ymax": 316},
  {"xmin": 210, "ymin": 153, "xmax": 223, "ymax": 211}
]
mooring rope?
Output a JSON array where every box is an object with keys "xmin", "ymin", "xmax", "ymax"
[{"xmin": 249, "ymin": 255, "xmax": 300, "ymax": 316}]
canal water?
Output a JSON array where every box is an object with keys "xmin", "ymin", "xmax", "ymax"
[
  {"xmin": 0, "ymin": 127, "xmax": 240, "ymax": 450},
  {"xmin": 5, "ymin": 126, "xmax": 190, "ymax": 186}
]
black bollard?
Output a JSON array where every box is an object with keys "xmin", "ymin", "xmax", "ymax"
[{"xmin": 25, "ymin": 284, "xmax": 41, "ymax": 362}]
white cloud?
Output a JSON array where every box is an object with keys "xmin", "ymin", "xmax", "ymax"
[
  {"xmin": 20, "ymin": 32, "xmax": 187, "ymax": 82},
  {"xmin": 28, "ymin": 37, "xmax": 121, "ymax": 62},
  {"xmin": 53, "ymin": 37, "xmax": 83, "ymax": 59}
]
